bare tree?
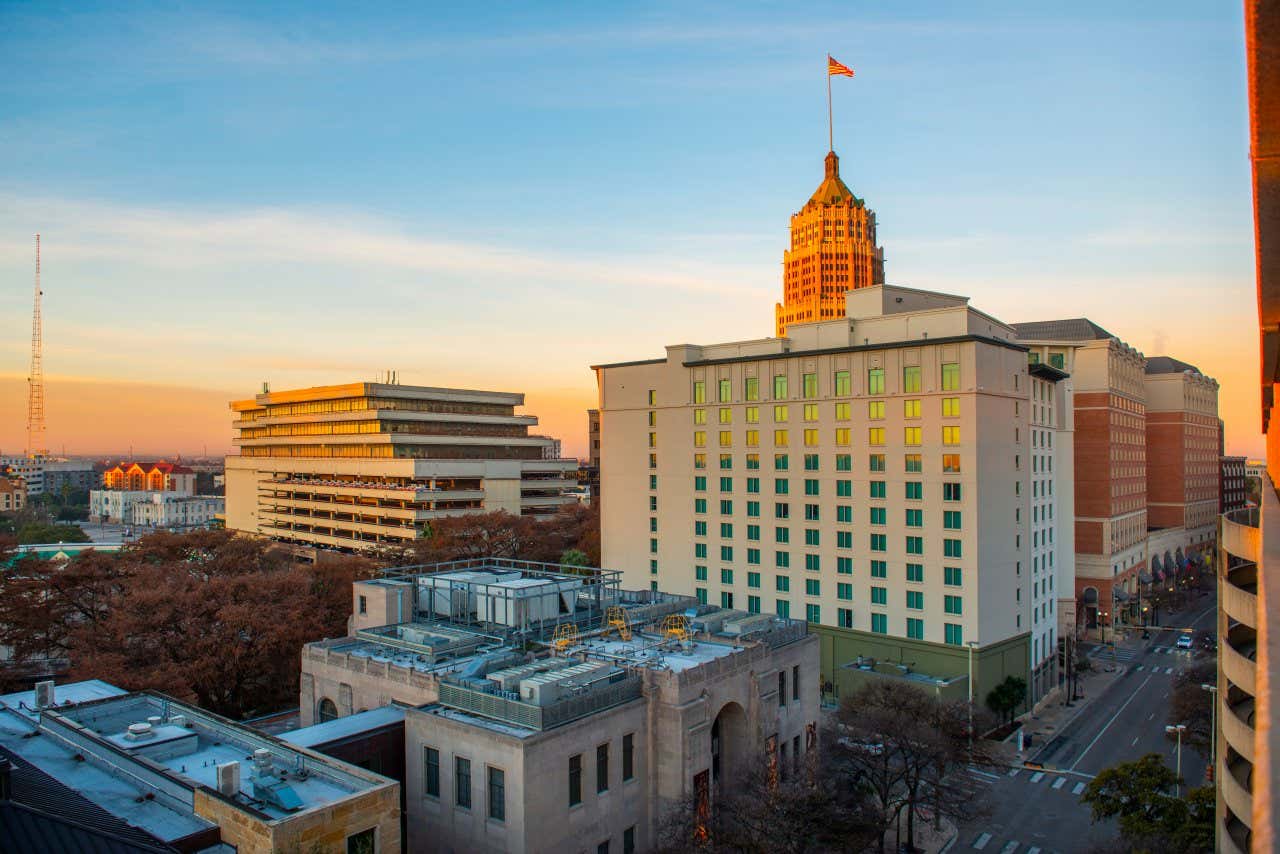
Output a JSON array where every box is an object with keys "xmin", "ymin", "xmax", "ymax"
[
  {"xmin": 657, "ymin": 749, "xmax": 879, "ymax": 854},
  {"xmin": 832, "ymin": 680, "xmax": 998, "ymax": 853}
]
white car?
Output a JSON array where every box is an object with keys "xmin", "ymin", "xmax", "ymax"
[{"xmin": 1176, "ymin": 634, "xmax": 1194, "ymax": 650}]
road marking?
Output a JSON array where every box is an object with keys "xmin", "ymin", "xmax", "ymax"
[
  {"xmin": 1165, "ymin": 667, "xmax": 1174, "ymax": 675},
  {"xmin": 1070, "ymin": 672, "xmax": 1155, "ymax": 770},
  {"xmin": 969, "ymin": 767, "xmax": 1001, "ymax": 781},
  {"xmin": 1007, "ymin": 768, "xmax": 1019, "ymax": 777},
  {"xmin": 1136, "ymin": 664, "xmax": 1144, "ymax": 671},
  {"xmin": 999, "ymin": 843, "xmax": 1018, "ymax": 854},
  {"xmin": 1052, "ymin": 776, "xmax": 1066, "ymax": 789},
  {"xmin": 973, "ymin": 831, "xmax": 992, "ymax": 850},
  {"xmin": 1073, "ymin": 781, "xmax": 1087, "ymax": 795},
  {"xmin": 1028, "ymin": 848, "xmax": 1042, "ymax": 854},
  {"xmin": 1030, "ymin": 771, "xmax": 1045, "ymax": 783},
  {"xmin": 1131, "ymin": 737, "xmax": 1139, "ymax": 746},
  {"xmin": 1147, "ymin": 713, "xmax": 1154, "ymax": 720}
]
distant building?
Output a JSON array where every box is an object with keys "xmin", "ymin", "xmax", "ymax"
[
  {"xmin": 299, "ymin": 557, "xmax": 817, "ymax": 854},
  {"xmin": 0, "ymin": 680, "xmax": 401, "ymax": 854},
  {"xmin": 532, "ymin": 435, "xmax": 563, "ymax": 460},
  {"xmin": 1221, "ymin": 455, "xmax": 1248, "ymax": 514},
  {"xmin": 40, "ymin": 459, "xmax": 102, "ymax": 493},
  {"xmin": 89, "ymin": 490, "xmax": 223, "ymax": 529},
  {"xmin": 0, "ymin": 457, "xmax": 44, "ymax": 495},
  {"xmin": 586, "ymin": 408, "xmax": 601, "ymax": 503},
  {"xmin": 0, "ymin": 478, "xmax": 25, "ymax": 513},
  {"xmin": 224, "ymin": 382, "xmax": 577, "ymax": 554},
  {"xmin": 101, "ymin": 461, "xmax": 196, "ymax": 495}
]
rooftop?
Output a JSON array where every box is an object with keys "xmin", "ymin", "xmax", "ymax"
[
  {"xmin": 1012, "ymin": 317, "xmax": 1116, "ymax": 342},
  {"xmin": 0, "ymin": 685, "xmax": 395, "ymax": 845},
  {"xmin": 279, "ymin": 706, "xmax": 408, "ymax": 749},
  {"xmin": 1145, "ymin": 355, "xmax": 1204, "ymax": 375}
]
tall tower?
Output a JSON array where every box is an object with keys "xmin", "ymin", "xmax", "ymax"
[
  {"xmin": 26, "ymin": 234, "xmax": 47, "ymax": 459},
  {"xmin": 774, "ymin": 151, "xmax": 885, "ymax": 336}
]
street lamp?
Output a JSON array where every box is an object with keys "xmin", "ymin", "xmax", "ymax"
[
  {"xmin": 1165, "ymin": 724, "xmax": 1188, "ymax": 797},
  {"xmin": 1202, "ymin": 684, "xmax": 1219, "ymax": 780},
  {"xmin": 967, "ymin": 640, "xmax": 980, "ymax": 758},
  {"xmin": 1100, "ymin": 610, "xmax": 1108, "ymax": 645}
]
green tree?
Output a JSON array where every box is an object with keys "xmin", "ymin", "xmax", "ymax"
[
  {"xmin": 984, "ymin": 675, "xmax": 1027, "ymax": 724},
  {"xmin": 1168, "ymin": 660, "xmax": 1215, "ymax": 755},
  {"xmin": 560, "ymin": 548, "xmax": 589, "ymax": 567},
  {"xmin": 16, "ymin": 522, "xmax": 91, "ymax": 545},
  {"xmin": 1082, "ymin": 754, "xmax": 1213, "ymax": 852}
]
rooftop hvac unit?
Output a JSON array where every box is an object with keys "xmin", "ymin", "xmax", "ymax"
[
  {"xmin": 125, "ymin": 722, "xmax": 154, "ymax": 741},
  {"xmin": 722, "ymin": 614, "xmax": 775, "ymax": 636},
  {"xmin": 33, "ymin": 681, "xmax": 54, "ymax": 709},
  {"xmin": 253, "ymin": 749, "xmax": 273, "ymax": 774},
  {"xmin": 253, "ymin": 776, "xmax": 304, "ymax": 812},
  {"xmin": 216, "ymin": 761, "xmax": 241, "ymax": 797}
]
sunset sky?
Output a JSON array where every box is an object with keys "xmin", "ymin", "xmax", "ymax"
[{"xmin": 0, "ymin": 1, "xmax": 1258, "ymax": 459}]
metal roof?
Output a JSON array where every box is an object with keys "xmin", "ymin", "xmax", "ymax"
[{"xmin": 1010, "ymin": 318, "xmax": 1115, "ymax": 342}]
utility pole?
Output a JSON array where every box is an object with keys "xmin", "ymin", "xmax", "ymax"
[{"xmin": 26, "ymin": 234, "xmax": 48, "ymax": 458}]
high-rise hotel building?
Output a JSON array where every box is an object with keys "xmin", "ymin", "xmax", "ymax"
[
  {"xmin": 224, "ymin": 382, "xmax": 576, "ymax": 553},
  {"xmin": 595, "ymin": 285, "xmax": 1072, "ymax": 704},
  {"xmin": 775, "ymin": 151, "xmax": 885, "ymax": 336}
]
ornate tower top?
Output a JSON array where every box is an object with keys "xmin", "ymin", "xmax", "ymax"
[{"xmin": 774, "ymin": 151, "xmax": 885, "ymax": 336}]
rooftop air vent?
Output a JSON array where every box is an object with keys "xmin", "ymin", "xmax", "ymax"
[{"xmin": 125, "ymin": 722, "xmax": 154, "ymax": 741}]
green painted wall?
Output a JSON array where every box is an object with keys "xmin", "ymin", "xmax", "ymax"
[{"xmin": 815, "ymin": 623, "xmax": 1030, "ymax": 707}]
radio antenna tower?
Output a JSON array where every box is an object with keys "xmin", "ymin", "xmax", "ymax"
[{"xmin": 26, "ymin": 234, "xmax": 47, "ymax": 459}]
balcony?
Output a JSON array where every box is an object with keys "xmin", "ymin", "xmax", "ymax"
[
  {"xmin": 1222, "ymin": 562, "xmax": 1259, "ymax": 628},
  {"xmin": 1224, "ymin": 695, "xmax": 1257, "ymax": 764},
  {"xmin": 1222, "ymin": 752, "xmax": 1254, "ymax": 832},
  {"xmin": 1223, "ymin": 632, "xmax": 1258, "ymax": 697}
]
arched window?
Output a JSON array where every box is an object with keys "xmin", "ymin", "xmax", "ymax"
[{"xmin": 318, "ymin": 697, "xmax": 338, "ymax": 723}]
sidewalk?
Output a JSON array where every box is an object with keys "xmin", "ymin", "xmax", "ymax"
[{"xmin": 1003, "ymin": 662, "xmax": 1126, "ymax": 767}]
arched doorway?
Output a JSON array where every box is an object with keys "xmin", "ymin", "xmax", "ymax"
[
  {"xmin": 317, "ymin": 697, "xmax": 338, "ymax": 722},
  {"xmin": 1080, "ymin": 587, "xmax": 1099, "ymax": 628},
  {"xmin": 710, "ymin": 701, "xmax": 748, "ymax": 787}
]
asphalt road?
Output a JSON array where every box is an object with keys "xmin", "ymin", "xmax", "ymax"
[{"xmin": 950, "ymin": 596, "xmax": 1217, "ymax": 854}]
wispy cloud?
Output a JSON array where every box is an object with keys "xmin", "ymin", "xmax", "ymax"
[{"xmin": 0, "ymin": 193, "xmax": 768, "ymax": 297}]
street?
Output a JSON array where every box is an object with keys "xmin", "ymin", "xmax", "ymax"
[{"xmin": 951, "ymin": 597, "xmax": 1217, "ymax": 853}]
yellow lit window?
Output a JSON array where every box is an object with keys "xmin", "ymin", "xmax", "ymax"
[
  {"xmin": 868, "ymin": 401, "xmax": 885, "ymax": 420},
  {"xmin": 804, "ymin": 429, "xmax": 819, "ymax": 447},
  {"xmin": 835, "ymin": 428, "xmax": 851, "ymax": 446},
  {"xmin": 943, "ymin": 426, "xmax": 961, "ymax": 445},
  {"xmin": 774, "ymin": 405, "xmax": 789, "ymax": 423},
  {"xmin": 942, "ymin": 397, "xmax": 960, "ymax": 417},
  {"xmin": 694, "ymin": 453, "xmax": 706, "ymax": 469},
  {"xmin": 868, "ymin": 428, "xmax": 885, "ymax": 446},
  {"xmin": 649, "ymin": 432, "xmax": 657, "ymax": 448},
  {"xmin": 942, "ymin": 363, "xmax": 960, "ymax": 391},
  {"xmin": 746, "ymin": 430, "xmax": 760, "ymax": 447},
  {"xmin": 903, "ymin": 365, "xmax": 922, "ymax": 393},
  {"xmin": 904, "ymin": 427, "xmax": 921, "ymax": 446},
  {"xmin": 746, "ymin": 407, "xmax": 759, "ymax": 424},
  {"xmin": 694, "ymin": 409, "xmax": 707, "ymax": 424},
  {"xmin": 648, "ymin": 411, "xmax": 657, "ymax": 427},
  {"xmin": 943, "ymin": 454, "xmax": 961, "ymax": 473},
  {"xmin": 719, "ymin": 408, "xmax": 732, "ymax": 424},
  {"xmin": 719, "ymin": 431, "xmax": 732, "ymax": 447},
  {"xmin": 834, "ymin": 402, "xmax": 850, "ymax": 421},
  {"xmin": 804, "ymin": 404, "xmax": 819, "ymax": 422},
  {"xmin": 904, "ymin": 399, "xmax": 921, "ymax": 419},
  {"xmin": 774, "ymin": 430, "xmax": 789, "ymax": 447},
  {"xmin": 693, "ymin": 382, "xmax": 705, "ymax": 404},
  {"xmin": 693, "ymin": 431, "xmax": 705, "ymax": 448}
]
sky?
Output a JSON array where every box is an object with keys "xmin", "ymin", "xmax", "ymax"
[{"xmin": 0, "ymin": 1, "xmax": 1259, "ymax": 459}]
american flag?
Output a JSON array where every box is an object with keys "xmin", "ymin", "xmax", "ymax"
[{"xmin": 828, "ymin": 55, "xmax": 854, "ymax": 77}]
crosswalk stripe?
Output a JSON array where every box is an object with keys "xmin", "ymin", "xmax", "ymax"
[
  {"xmin": 1165, "ymin": 667, "xmax": 1174, "ymax": 674},
  {"xmin": 1007, "ymin": 768, "xmax": 1019, "ymax": 777},
  {"xmin": 999, "ymin": 842, "xmax": 1019, "ymax": 854},
  {"xmin": 1136, "ymin": 664, "xmax": 1144, "ymax": 671},
  {"xmin": 1072, "ymin": 781, "xmax": 1086, "ymax": 795},
  {"xmin": 1030, "ymin": 771, "xmax": 1045, "ymax": 783},
  {"xmin": 1028, "ymin": 848, "xmax": 1041, "ymax": 854},
  {"xmin": 973, "ymin": 831, "xmax": 992, "ymax": 850},
  {"xmin": 1052, "ymin": 776, "xmax": 1066, "ymax": 789},
  {"xmin": 969, "ymin": 768, "xmax": 1001, "ymax": 781}
]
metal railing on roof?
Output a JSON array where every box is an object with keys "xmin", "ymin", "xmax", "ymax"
[{"xmin": 437, "ymin": 675, "xmax": 642, "ymax": 731}]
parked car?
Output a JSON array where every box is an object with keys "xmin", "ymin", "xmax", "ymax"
[{"xmin": 1176, "ymin": 634, "xmax": 1194, "ymax": 650}]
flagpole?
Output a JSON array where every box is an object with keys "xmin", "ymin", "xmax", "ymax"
[{"xmin": 827, "ymin": 55, "xmax": 833, "ymax": 152}]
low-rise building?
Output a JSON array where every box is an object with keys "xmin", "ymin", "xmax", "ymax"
[
  {"xmin": 300, "ymin": 557, "xmax": 819, "ymax": 854},
  {"xmin": 102, "ymin": 461, "xmax": 196, "ymax": 495},
  {"xmin": 0, "ymin": 477, "xmax": 26, "ymax": 512},
  {"xmin": 89, "ymin": 490, "xmax": 223, "ymax": 529},
  {"xmin": 41, "ymin": 458, "xmax": 103, "ymax": 493},
  {"xmin": 0, "ymin": 680, "xmax": 401, "ymax": 853},
  {"xmin": 0, "ymin": 456, "xmax": 45, "ymax": 495}
]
